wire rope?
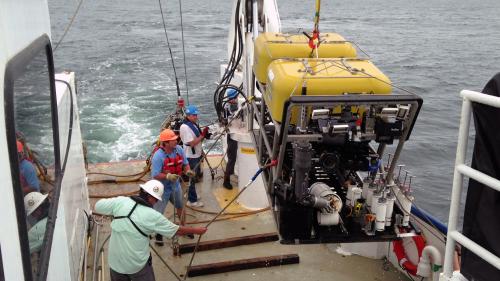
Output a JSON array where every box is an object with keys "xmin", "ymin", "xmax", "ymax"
[
  {"xmin": 158, "ymin": 0, "xmax": 182, "ymax": 98},
  {"xmin": 53, "ymin": 0, "xmax": 84, "ymax": 52},
  {"xmin": 177, "ymin": 0, "xmax": 190, "ymax": 104}
]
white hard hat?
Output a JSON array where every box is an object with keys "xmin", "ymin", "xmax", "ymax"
[
  {"xmin": 24, "ymin": 192, "xmax": 48, "ymax": 216},
  {"xmin": 140, "ymin": 180, "xmax": 164, "ymax": 201}
]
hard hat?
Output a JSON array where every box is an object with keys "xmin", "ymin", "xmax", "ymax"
[
  {"xmin": 24, "ymin": 192, "xmax": 48, "ymax": 216},
  {"xmin": 185, "ymin": 105, "xmax": 199, "ymax": 115},
  {"xmin": 159, "ymin": 129, "xmax": 178, "ymax": 142},
  {"xmin": 17, "ymin": 140, "xmax": 24, "ymax": 153},
  {"xmin": 226, "ymin": 89, "xmax": 238, "ymax": 100},
  {"xmin": 140, "ymin": 179, "xmax": 164, "ymax": 201}
]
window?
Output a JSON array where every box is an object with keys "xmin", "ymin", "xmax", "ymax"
[
  {"xmin": 0, "ymin": 246, "xmax": 4, "ymax": 281},
  {"xmin": 5, "ymin": 35, "xmax": 61, "ymax": 281}
]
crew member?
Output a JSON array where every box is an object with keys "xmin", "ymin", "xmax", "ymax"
[
  {"xmin": 24, "ymin": 192, "xmax": 49, "ymax": 254},
  {"xmin": 222, "ymin": 89, "xmax": 239, "ymax": 189},
  {"xmin": 179, "ymin": 105, "xmax": 208, "ymax": 207},
  {"xmin": 95, "ymin": 180, "xmax": 207, "ymax": 281},
  {"xmin": 150, "ymin": 129, "xmax": 196, "ymax": 244},
  {"xmin": 18, "ymin": 140, "xmax": 40, "ymax": 194}
]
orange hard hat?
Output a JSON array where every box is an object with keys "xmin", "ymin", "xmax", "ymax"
[
  {"xmin": 17, "ymin": 140, "xmax": 24, "ymax": 153},
  {"xmin": 159, "ymin": 129, "xmax": 178, "ymax": 142}
]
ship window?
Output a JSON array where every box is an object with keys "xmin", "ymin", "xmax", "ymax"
[
  {"xmin": 4, "ymin": 35, "xmax": 61, "ymax": 281},
  {"xmin": 0, "ymin": 246, "xmax": 4, "ymax": 281}
]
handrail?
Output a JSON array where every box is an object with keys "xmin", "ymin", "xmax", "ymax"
[{"xmin": 441, "ymin": 90, "xmax": 500, "ymax": 280}]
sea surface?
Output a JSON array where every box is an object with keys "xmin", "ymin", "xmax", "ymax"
[{"xmin": 48, "ymin": 0, "xmax": 500, "ymax": 223}]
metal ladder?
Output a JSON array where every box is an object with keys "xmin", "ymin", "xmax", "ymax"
[{"xmin": 441, "ymin": 90, "xmax": 500, "ymax": 280}]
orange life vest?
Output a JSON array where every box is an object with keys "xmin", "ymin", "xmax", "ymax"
[{"xmin": 162, "ymin": 149, "xmax": 184, "ymax": 175}]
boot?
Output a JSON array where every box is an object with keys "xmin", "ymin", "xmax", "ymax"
[
  {"xmin": 223, "ymin": 173, "xmax": 233, "ymax": 190},
  {"xmin": 155, "ymin": 234, "xmax": 164, "ymax": 246}
]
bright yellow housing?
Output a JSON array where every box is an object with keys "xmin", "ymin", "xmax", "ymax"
[
  {"xmin": 264, "ymin": 58, "xmax": 392, "ymax": 123},
  {"xmin": 254, "ymin": 32, "xmax": 357, "ymax": 84}
]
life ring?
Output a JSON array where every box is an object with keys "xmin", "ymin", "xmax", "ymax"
[{"xmin": 393, "ymin": 234, "xmax": 426, "ymax": 276}]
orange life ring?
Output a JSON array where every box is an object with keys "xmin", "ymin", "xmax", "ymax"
[{"xmin": 393, "ymin": 234, "xmax": 426, "ymax": 276}]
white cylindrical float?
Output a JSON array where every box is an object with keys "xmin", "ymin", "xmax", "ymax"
[
  {"xmin": 371, "ymin": 190, "xmax": 382, "ymax": 213},
  {"xmin": 230, "ymin": 128, "xmax": 269, "ymax": 209},
  {"xmin": 385, "ymin": 193, "xmax": 395, "ymax": 227},
  {"xmin": 375, "ymin": 197, "xmax": 387, "ymax": 232},
  {"xmin": 361, "ymin": 178, "xmax": 370, "ymax": 199},
  {"xmin": 346, "ymin": 184, "xmax": 356, "ymax": 206},
  {"xmin": 400, "ymin": 193, "xmax": 413, "ymax": 227},
  {"xmin": 351, "ymin": 187, "xmax": 362, "ymax": 207},
  {"xmin": 365, "ymin": 183, "xmax": 376, "ymax": 208}
]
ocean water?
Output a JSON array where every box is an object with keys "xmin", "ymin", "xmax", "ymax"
[{"xmin": 48, "ymin": 0, "xmax": 500, "ymax": 223}]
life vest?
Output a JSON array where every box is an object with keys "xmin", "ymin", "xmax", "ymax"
[
  {"xmin": 183, "ymin": 120, "xmax": 201, "ymax": 137},
  {"xmin": 113, "ymin": 196, "xmax": 152, "ymax": 238},
  {"xmin": 162, "ymin": 147, "xmax": 184, "ymax": 175}
]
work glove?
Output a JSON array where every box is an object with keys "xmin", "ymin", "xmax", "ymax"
[
  {"xmin": 201, "ymin": 127, "xmax": 209, "ymax": 137},
  {"xmin": 185, "ymin": 170, "xmax": 197, "ymax": 178},
  {"xmin": 166, "ymin": 173, "xmax": 180, "ymax": 182}
]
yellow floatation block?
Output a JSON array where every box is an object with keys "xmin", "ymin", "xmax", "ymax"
[
  {"xmin": 254, "ymin": 32, "xmax": 357, "ymax": 84},
  {"xmin": 264, "ymin": 58, "xmax": 392, "ymax": 123}
]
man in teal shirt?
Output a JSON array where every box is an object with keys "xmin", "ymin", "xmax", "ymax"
[
  {"xmin": 95, "ymin": 180, "xmax": 207, "ymax": 281},
  {"xmin": 24, "ymin": 192, "xmax": 49, "ymax": 254}
]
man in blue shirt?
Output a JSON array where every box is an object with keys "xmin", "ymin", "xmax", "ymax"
[
  {"xmin": 151, "ymin": 129, "xmax": 196, "ymax": 244},
  {"xmin": 17, "ymin": 140, "xmax": 40, "ymax": 194},
  {"xmin": 95, "ymin": 180, "xmax": 207, "ymax": 281}
]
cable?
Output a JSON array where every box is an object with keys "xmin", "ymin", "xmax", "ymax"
[
  {"xmin": 177, "ymin": 0, "xmax": 190, "ymax": 104},
  {"xmin": 53, "ymin": 0, "xmax": 84, "ymax": 52},
  {"xmin": 157, "ymin": 0, "xmax": 182, "ymax": 98}
]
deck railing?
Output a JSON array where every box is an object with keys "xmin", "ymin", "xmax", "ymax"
[{"xmin": 441, "ymin": 90, "xmax": 500, "ymax": 280}]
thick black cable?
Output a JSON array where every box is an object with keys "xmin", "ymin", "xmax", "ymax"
[{"xmin": 158, "ymin": 0, "xmax": 182, "ymax": 98}]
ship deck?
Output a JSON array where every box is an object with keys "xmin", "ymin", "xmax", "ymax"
[{"xmin": 86, "ymin": 156, "xmax": 410, "ymax": 281}]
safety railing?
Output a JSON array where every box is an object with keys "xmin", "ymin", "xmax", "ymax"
[{"xmin": 441, "ymin": 90, "xmax": 500, "ymax": 280}]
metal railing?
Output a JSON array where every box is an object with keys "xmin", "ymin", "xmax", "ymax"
[{"xmin": 442, "ymin": 90, "xmax": 500, "ymax": 279}]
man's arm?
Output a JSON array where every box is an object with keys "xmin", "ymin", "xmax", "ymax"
[
  {"xmin": 20, "ymin": 162, "xmax": 40, "ymax": 192},
  {"xmin": 180, "ymin": 125, "xmax": 204, "ymax": 147},
  {"xmin": 151, "ymin": 151, "xmax": 168, "ymax": 180},
  {"xmin": 95, "ymin": 198, "xmax": 118, "ymax": 216}
]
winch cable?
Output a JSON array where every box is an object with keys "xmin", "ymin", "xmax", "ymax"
[
  {"xmin": 182, "ymin": 160, "xmax": 278, "ymax": 281},
  {"xmin": 177, "ymin": 0, "xmax": 190, "ymax": 104},
  {"xmin": 149, "ymin": 244, "xmax": 182, "ymax": 281},
  {"xmin": 303, "ymin": 0, "xmax": 321, "ymax": 57},
  {"xmin": 158, "ymin": 0, "xmax": 182, "ymax": 99},
  {"xmin": 53, "ymin": 0, "xmax": 84, "ymax": 52},
  {"xmin": 213, "ymin": 0, "xmax": 244, "ymax": 121}
]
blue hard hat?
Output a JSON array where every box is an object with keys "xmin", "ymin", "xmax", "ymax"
[
  {"xmin": 185, "ymin": 105, "xmax": 199, "ymax": 115},
  {"xmin": 227, "ymin": 89, "xmax": 238, "ymax": 100}
]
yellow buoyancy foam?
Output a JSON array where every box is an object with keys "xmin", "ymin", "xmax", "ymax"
[
  {"xmin": 264, "ymin": 58, "xmax": 392, "ymax": 123},
  {"xmin": 254, "ymin": 32, "xmax": 357, "ymax": 84}
]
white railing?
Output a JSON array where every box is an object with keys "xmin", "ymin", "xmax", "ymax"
[{"xmin": 441, "ymin": 90, "xmax": 500, "ymax": 280}]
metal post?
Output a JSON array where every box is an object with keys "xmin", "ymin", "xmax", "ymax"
[
  {"xmin": 385, "ymin": 101, "xmax": 419, "ymax": 185},
  {"xmin": 252, "ymin": 0, "xmax": 259, "ymax": 39},
  {"xmin": 443, "ymin": 98, "xmax": 472, "ymax": 278}
]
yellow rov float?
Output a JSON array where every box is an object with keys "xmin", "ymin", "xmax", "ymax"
[{"xmin": 253, "ymin": 32, "xmax": 392, "ymax": 124}]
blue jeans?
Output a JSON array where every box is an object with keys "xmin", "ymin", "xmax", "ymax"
[
  {"xmin": 153, "ymin": 181, "xmax": 183, "ymax": 215},
  {"xmin": 187, "ymin": 157, "xmax": 201, "ymax": 203}
]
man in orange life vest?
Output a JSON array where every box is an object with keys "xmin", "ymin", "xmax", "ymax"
[
  {"xmin": 17, "ymin": 140, "xmax": 40, "ymax": 194},
  {"xmin": 150, "ymin": 129, "xmax": 196, "ymax": 244}
]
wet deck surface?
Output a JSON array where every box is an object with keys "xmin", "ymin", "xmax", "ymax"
[{"xmin": 86, "ymin": 157, "xmax": 409, "ymax": 281}]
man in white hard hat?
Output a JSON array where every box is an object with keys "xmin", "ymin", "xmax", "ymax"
[
  {"xmin": 95, "ymin": 179, "xmax": 207, "ymax": 281},
  {"xmin": 24, "ymin": 192, "xmax": 50, "ymax": 254}
]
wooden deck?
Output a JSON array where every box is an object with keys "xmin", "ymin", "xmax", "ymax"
[{"xmin": 86, "ymin": 156, "xmax": 409, "ymax": 281}]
